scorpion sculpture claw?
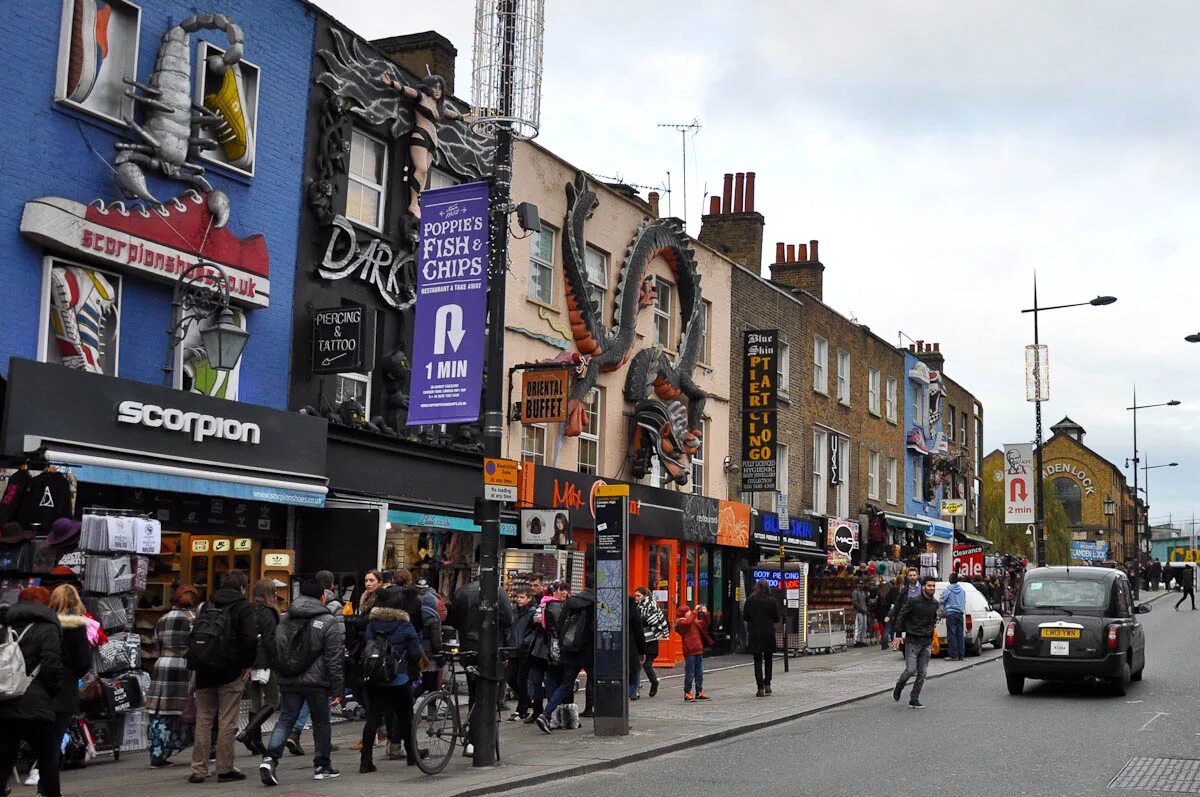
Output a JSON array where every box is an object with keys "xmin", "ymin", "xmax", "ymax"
[{"xmin": 114, "ymin": 13, "xmax": 247, "ymax": 228}]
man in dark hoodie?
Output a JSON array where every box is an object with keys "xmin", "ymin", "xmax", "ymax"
[
  {"xmin": 504, "ymin": 587, "xmax": 535, "ymax": 721},
  {"xmin": 260, "ymin": 579, "xmax": 345, "ymax": 786},
  {"xmin": 536, "ymin": 587, "xmax": 595, "ymax": 734},
  {"xmin": 188, "ymin": 570, "xmax": 257, "ymax": 783},
  {"xmin": 0, "ymin": 589, "xmax": 64, "ymax": 797}
]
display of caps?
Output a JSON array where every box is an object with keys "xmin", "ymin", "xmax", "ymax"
[{"xmin": 46, "ymin": 517, "xmax": 82, "ymax": 546}]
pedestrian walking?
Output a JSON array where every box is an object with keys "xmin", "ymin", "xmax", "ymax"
[
  {"xmin": 625, "ymin": 594, "xmax": 646, "ymax": 700},
  {"xmin": 741, "ymin": 579, "xmax": 781, "ymax": 697},
  {"xmin": 1175, "ymin": 565, "xmax": 1196, "ymax": 610},
  {"xmin": 358, "ymin": 589, "xmax": 422, "ymax": 773},
  {"xmin": 238, "ymin": 579, "xmax": 281, "ymax": 756},
  {"xmin": 535, "ymin": 587, "xmax": 595, "ymax": 733},
  {"xmin": 940, "ymin": 572, "xmax": 967, "ymax": 661},
  {"xmin": 40, "ymin": 585, "xmax": 94, "ymax": 789},
  {"xmin": 187, "ymin": 570, "xmax": 258, "ymax": 784},
  {"xmin": 675, "ymin": 603, "xmax": 711, "ymax": 702},
  {"xmin": 146, "ymin": 585, "xmax": 197, "ymax": 767},
  {"xmin": 891, "ymin": 576, "xmax": 939, "ymax": 709},
  {"xmin": 634, "ymin": 587, "xmax": 669, "ymax": 697},
  {"xmin": 287, "ymin": 570, "xmax": 348, "ymax": 757},
  {"xmin": 886, "ymin": 567, "xmax": 921, "ymax": 645},
  {"xmin": 525, "ymin": 582, "xmax": 567, "ymax": 724},
  {"xmin": 875, "ymin": 577, "xmax": 896, "ymax": 650},
  {"xmin": 1149, "ymin": 559, "xmax": 1163, "ymax": 592},
  {"xmin": 0, "ymin": 588, "xmax": 64, "ymax": 797},
  {"xmin": 259, "ymin": 579, "xmax": 346, "ymax": 785},
  {"xmin": 505, "ymin": 587, "xmax": 535, "ymax": 719},
  {"xmin": 412, "ymin": 578, "xmax": 443, "ymax": 706},
  {"xmin": 851, "ymin": 579, "xmax": 870, "ymax": 648}
]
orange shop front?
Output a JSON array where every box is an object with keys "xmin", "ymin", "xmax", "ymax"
[{"xmin": 518, "ymin": 463, "xmax": 751, "ymax": 666}]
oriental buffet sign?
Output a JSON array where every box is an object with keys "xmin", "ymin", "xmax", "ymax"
[{"xmin": 1043, "ymin": 462, "xmax": 1097, "ymax": 495}]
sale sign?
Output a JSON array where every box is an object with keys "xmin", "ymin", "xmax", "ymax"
[
  {"xmin": 1003, "ymin": 442, "xmax": 1035, "ymax": 524},
  {"xmin": 408, "ymin": 182, "xmax": 490, "ymax": 426},
  {"xmin": 953, "ymin": 544, "xmax": 985, "ymax": 579}
]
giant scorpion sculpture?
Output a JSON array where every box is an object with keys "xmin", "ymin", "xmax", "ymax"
[
  {"xmin": 560, "ymin": 173, "xmax": 708, "ymax": 485},
  {"xmin": 113, "ymin": 13, "xmax": 250, "ymax": 227}
]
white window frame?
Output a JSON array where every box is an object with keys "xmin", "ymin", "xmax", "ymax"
[
  {"xmin": 334, "ymin": 372, "xmax": 371, "ymax": 416},
  {"xmin": 813, "ymin": 337, "xmax": 828, "ymax": 395},
  {"xmin": 528, "ymin": 227, "xmax": 555, "ymax": 304},
  {"xmin": 868, "ymin": 368, "xmax": 881, "ymax": 416},
  {"xmin": 912, "ymin": 456, "xmax": 924, "ymax": 502},
  {"xmin": 886, "ymin": 377, "xmax": 898, "ymax": 423},
  {"xmin": 521, "ymin": 424, "xmax": 547, "ymax": 465},
  {"xmin": 698, "ymin": 301, "xmax": 712, "ymax": 365},
  {"xmin": 577, "ymin": 388, "xmax": 601, "ymax": 475},
  {"xmin": 837, "ymin": 350, "xmax": 851, "ymax": 405},
  {"xmin": 778, "ymin": 340, "xmax": 791, "ymax": 396},
  {"xmin": 961, "ymin": 412, "xmax": 968, "ymax": 448},
  {"xmin": 654, "ymin": 277, "xmax": 675, "ymax": 350},
  {"xmin": 948, "ymin": 406, "xmax": 956, "ymax": 442},
  {"xmin": 836, "ymin": 438, "xmax": 850, "ymax": 518},
  {"xmin": 812, "ymin": 430, "xmax": 828, "ymax": 515},
  {"xmin": 346, "ymin": 129, "xmax": 387, "ymax": 231},
  {"xmin": 868, "ymin": 450, "xmax": 880, "ymax": 500},
  {"xmin": 427, "ymin": 168, "xmax": 458, "ymax": 189},
  {"xmin": 886, "ymin": 457, "xmax": 898, "ymax": 505},
  {"xmin": 691, "ymin": 420, "xmax": 706, "ymax": 495},
  {"xmin": 584, "ymin": 245, "xmax": 608, "ymax": 314}
]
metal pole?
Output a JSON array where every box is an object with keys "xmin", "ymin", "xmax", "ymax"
[
  {"xmin": 474, "ymin": 0, "xmax": 517, "ymax": 768},
  {"xmin": 1132, "ymin": 386, "xmax": 1139, "ymax": 567},
  {"xmin": 1033, "ymin": 276, "xmax": 1047, "ymax": 568}
]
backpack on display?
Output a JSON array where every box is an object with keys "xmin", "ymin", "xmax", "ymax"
[
  {"xmin": 187, "ymin": 603, "xmax": 236, "ymax": 672},
  {"xmin": 274, "ymin": 618, "xmax": 319, "ymax": 678},
  {"xmin": 559, "ymin": 606, "xmax": 591, "ymax": 654},
  {"xmin": 360, "ymin": 635, "xmax": 401, "ymax": 685},
  {"xmin": 0, "ymin": 625, "xmax": 39, "ymax": 701}
]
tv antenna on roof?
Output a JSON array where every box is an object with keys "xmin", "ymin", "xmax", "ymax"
[{"xmin": 658, "ymin": 119, "xmax": 701, "ymax": 229}]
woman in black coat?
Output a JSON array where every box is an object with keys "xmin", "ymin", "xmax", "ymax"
[
  {"xmin": 0, "ymin": 590, "xmax": 65, "ymax": 797},
  {"xmin": 46, "ymin": 585, "xmax": 94, "ymax": 786},
  {"xmin": 741, "ymin": 579, "xmax": 781, "ymax": 697}
]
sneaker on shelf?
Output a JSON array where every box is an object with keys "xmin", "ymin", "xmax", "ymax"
[
  {"xmin": 258, "ymin": 758, "xmax": 278, "ymax": 787},
  {"xmin": 66, "ymin": 0, "xmax": 111, "ymax": 103},
  {"xmin": 203, "ymin": 64, "xmax": 255, "ymax": 169},
  {"xmin": 313, "ymin": 766, "xmax": 341, "ymax": 780}
]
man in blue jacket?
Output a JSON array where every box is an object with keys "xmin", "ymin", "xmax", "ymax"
[{"xmin": 940, "ymin": 572, "xmax": 967, "ymax": 661}]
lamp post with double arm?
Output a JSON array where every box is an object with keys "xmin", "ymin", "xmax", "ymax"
[{"xmin": 1127, "ymin": 393, "xmax": 1180, "ymax": 575}]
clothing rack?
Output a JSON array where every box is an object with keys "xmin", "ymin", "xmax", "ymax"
[{"xmin": 83, "ymin": 506, "xmax": 153, "ymax": 519}]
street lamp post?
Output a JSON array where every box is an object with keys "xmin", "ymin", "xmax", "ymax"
[
  {"xmin": 1137, "ymin": 456, "xmax": 1178, "ymax": 563},
  {"xmin": 1020, "ymin": 280, "xmax": 1115, "ymax": 567},
  {"xmin": 162, "ymin": 262, "xmax": 249, "ymax": 387},
  {"xmin": 1127, "ymin": 392, "xmax": 1180, "ymax": 576}
]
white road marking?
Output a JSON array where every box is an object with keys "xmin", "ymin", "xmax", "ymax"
[{"xmin": 1139, "ymin": 711, "xmax": 1168, "ymax": 731}]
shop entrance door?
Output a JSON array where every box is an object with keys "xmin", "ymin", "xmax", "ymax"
[{"xmin": 646, "ymin": 540, "xmax": 679, "ymax": 664}]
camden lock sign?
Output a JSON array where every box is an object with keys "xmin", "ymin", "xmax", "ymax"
[
  {"xmin": 741, "ymin": 330, "xmax": 778, "ymax": 492},
  {"xmin": 312, "ymin": 304, "xmax": 374, "ymax": 375}
]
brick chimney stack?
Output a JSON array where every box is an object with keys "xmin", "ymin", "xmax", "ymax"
[
  {"xmin": 697, "ymin": 170, "xmax": 765, "ymax": 272},
  {"xmin": 648, "ymin": 191, "xmax": 660, "ymax": 219},
  {"xmin": 768, "ymin": 238, "xmax": 824, "ymax": 301},
  {"xmin": 911, "ymin": 341, "xmax": 946, "ymax": 373},
  {"xmin": 371, "ymin": 30, "xmax": 458, "ymax": 95}
]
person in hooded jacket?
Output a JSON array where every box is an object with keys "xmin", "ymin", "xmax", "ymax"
[
  {"xmin": 504, "ymin": 587, "xmax": 535, "ymax": 720},
  {"xmin": 0, "ymin": 588, "xmax": 64, "ymax": 797},
  {"xmin": 535, "ymin": 587, "xmax": 595, "ymax": 734},
  {"xmin": 237, "ymin": 579, "xmax": 281, "ymax": 756},
  {"xmin": 358, "ymin": 588, "xmax": 422, "ymax": 773},
  {"xmin": 260, "ymin": 579, "xmax": 346, "ymax": 786},
  {"xmin": 188, "ymin": 570, "xmax": 257, "ymax": 784},
  {"xmin": 940, "ymin": 572, "xmax": 967, "ymax": 660},
  {"xmin": 412, "ymin": 578, "xmax": 443, "ymax": 703},
  {"xmin": 38, "ymin": 585, "xmax": 92, "ymax": 787},
  {"xmin": 524, "ymin": 582, "xmax": 567, "ymax": 724},
  {"xmin": 675, "ymin": 603, "xmax": 711, "ymax": 702}
]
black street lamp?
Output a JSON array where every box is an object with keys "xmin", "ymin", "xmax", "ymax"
[
  {"xmin": 1185, "ymin": 333, "xmax": 1200, "ymax": 343},
  {"xmin": 1103, "ymin": 495, "xmax": 1115, "ymax": 540},
  {"xmin": 1127, "ymin": 394, "xmax": 1180, "ymax": 567},
  {"xmin": 162, "ymin": 262, "xmax": 248, "ymax": 387},
  {"xmin": 1020, "ymin": 281, "xmax": 1116, "ymax": 567}
]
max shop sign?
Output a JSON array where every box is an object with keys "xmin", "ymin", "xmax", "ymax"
[
  {"xmin": 312, "ymin": 304, "xmax": 375, "ymax": 375},
  {"xmin": 117, "ymin": 400, "xmax": 261, "ymax": 445},
  {"xmin": 1042, "ymin": 462, "xmax": 1096, "ymax": 495}
]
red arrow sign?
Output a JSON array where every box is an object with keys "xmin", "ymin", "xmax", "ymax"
[{"xmin": 1010, "ymin": 478, "xmax": 1028, "ymax": 502}]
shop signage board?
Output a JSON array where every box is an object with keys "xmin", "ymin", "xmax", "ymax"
[
  {"xmin": 940, "ymin": 498, "xmax": 967, "ymax": 517},
  {"xmin": 593, "ymin": 484, "xmax": 629, "ymax": 736},
  {"xmin": 740, "ymin": 330, "xmax": 778, "ymax": 492},
  {"xmin": 827, "ymin": 518, "xmax": 859, "ymax": 566},
  {"xmin": 953, "ymin": 544, "xmax": 985, "ymax": 578},
  {"xmin": 312, "ymin": 304, "xmax": 374, "ymax": 374},
  {"xmin": 1070, "ymin": 540, "xmax": 1108, "ymax": 561},
  {"xmin": 519, "ymin": 509, "xmax": 573, "ymax": 546},
  {"xmin": 407, "ymin": 181, "xmax": 490, "ymax": 426},
  {"xmin": 520, "ymin": 369, "xmax": 569, "ymax": 425},
  {"xmin": 1003, "ymin": 443, "xmax": 1035, "ymax": 523},
  {"xmin": 752, "ymin": 513, "xmax": 825, "ymax": 554},
  {"xmin": 483, "ymin": 457, "xmax": 519, "ymax": 502}
]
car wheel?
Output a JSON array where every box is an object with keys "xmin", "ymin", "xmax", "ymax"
[
  {"xmin": 969, "ymin": 631, "xmax": 984, "ymax": 657},
  {"xmin": 992, "ymin": 629, "xmax": 1005, "ymax": 649},
  {"xmin": 1132, "ymin": 661, "xmax": 1144, "ymax": 682},
  {"xmin": 1110, "ymin": 658, "xmax": 1131, "ymax": 696},
  {"xmin": 1006, "ymin": 673, "xmax": 1024, "ymax": 695}
]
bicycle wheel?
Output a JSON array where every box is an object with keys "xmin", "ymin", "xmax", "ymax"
[{"xmin": 412, "ymin": 691, "xmax": 459, "ymax": 775}]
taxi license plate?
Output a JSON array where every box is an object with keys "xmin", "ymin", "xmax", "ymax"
[{"xmin": 1040, "ymin": 628, "xmax": 1081, "ymax": 639}]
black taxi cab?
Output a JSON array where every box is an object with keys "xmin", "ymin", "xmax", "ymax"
[{"xmin": 1003, "ymin": 566, "xmax": 1149, "ymax": 696}]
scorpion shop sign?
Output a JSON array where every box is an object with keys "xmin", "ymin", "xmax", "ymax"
[
  {"xmin": 741, "ymin": 330, "xmax": 779, "ymax": 493},
  {"xmin": 312, "ymin": 305, "xmax": 375, "ymax": 375}
]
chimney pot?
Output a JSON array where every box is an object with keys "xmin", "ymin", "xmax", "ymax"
[
  {"xmin": 798, "ymin": 243, "xmax": 808, "ymax": 261},
  {"xmin": 722, "ymin": 174, "xmax": 733, "ymax": 215},
  {"xmin": 933, "ymin": 342, "xmax": 940, "ymax": 352},
  {"xmin": 745, "ymin": 172, "xmax": 756, "ymax": 212},
  {"xmin": 785, "ymin": 244, "xmax": 795, "ymax": 262},
  {"xmin": 917, "ymin": 340, "xmax": 924, "ymax": 352},
  {"xmin": 650, "ymin": 191, "xmax": 661, "ymax": 218},
  {"xmin": 909, "ymin": 344, "xmax": 916, "ymax": 352},
  {"xmin": 775, "ymin": 242, "xmax": 785, "ymax": 263},
  {"xmin": 809, "ymin": 239, "xmax": 819, "ymax": 261},
  {"xmin": 707, "ymin": 195, "xmax": 719, "ymax": 215},
  {"xmin": 733, "ymin": 173, "xmax": 745, "ymax": 213}
]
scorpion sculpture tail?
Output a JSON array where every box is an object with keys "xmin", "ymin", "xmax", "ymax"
[{"xmin": 114, "ymin": 14, "xmax": 245, "ymax": 228}]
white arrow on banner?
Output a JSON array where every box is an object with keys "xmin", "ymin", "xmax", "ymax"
[{"xmin": 434, "ymin": 304, "xmax": 467, "ymax": 354}]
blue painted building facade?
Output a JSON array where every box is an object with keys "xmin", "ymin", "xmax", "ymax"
[{"xmin": 901, "ymin": 350, "xmax": 955, "ymax": 575}]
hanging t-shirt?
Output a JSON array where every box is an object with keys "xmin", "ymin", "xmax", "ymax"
[
  {"xmin": 16, "ymin": 471, "xmax": 73, "ymax": 530},
  {"xmin": 0, "ymin": 469, "xmax": 32, "ymax": 524},
  {"xmin": 919, "ymin": 551, "xmax": 939, "ymax": 580}
]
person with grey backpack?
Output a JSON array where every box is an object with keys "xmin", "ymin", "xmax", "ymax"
[{"xmin": 0, "ymin": 588, "xmax": 64, "ymax": 797}]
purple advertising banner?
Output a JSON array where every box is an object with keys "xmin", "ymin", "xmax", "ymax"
[{"xmin": 407, "ymin": 181, "xmax": 490, "ymax": 426}]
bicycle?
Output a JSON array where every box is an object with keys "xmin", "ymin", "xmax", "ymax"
[{"xmin": 411, "ymin": 648, "xmax": 506, "ymax": 775}]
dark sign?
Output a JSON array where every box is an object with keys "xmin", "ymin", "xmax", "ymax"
[
  {"xmin": 593, "ymin": 487, "xmax": 629, "ymax": 736},
  {"xmin": 312, "ymin": 304, "xmax": 373, "ymax": 374},
  {"xmin": 740, "ymin": 330, "xmax": 778, "ymax": 492}
]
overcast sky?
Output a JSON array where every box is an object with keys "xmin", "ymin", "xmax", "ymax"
[{"xmin": 312, "ymin": 1, "xmax": 1200, "ymax": 535}]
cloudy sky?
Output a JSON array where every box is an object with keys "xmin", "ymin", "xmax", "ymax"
[{"xmin": 312, "ymin": 0, "xmax": 1200, "ymax": 534}]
